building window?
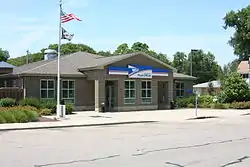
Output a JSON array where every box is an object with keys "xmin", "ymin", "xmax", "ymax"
[
  {"xmin": 4, "ymin": 80, "xmax": 7, "ymax": 87},
  {"xmin": 62, "ymin": 80, "xmax": 75, "ymax": 104},
  {"xmin": 40, "ymin": 79, "xmax": 55, "ymax": 99},
  {"xmin": 141, "ymin": 81, "xmax": 152, "ymax": 103},
  {"xmin": 176, "ymin": 82, "xmax": 184, "ymax": 97},
  {"xmin": 13, "ymin": 80, "xmax": 17, "ymax": 87},
  {"xmin": 124, "ymin": 80, "xmax": 136, "ymax": 104}
]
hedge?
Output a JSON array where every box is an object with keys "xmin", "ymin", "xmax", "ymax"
[
  {"xmin": 0, "ymin": 98, "xmax": 17, "ymax": 107},
  {"xmin": 175, "ymin": 95, "xmax": 250, "ymax": 109},
  {"xmin": 0, "ymin": 106, "xmax": 39, "ymax": 124}
]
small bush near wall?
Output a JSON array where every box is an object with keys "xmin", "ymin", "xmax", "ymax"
[
  {"xmin": 19, "ymin": 98, "xmax": 41, "ymax": 109},
  {"xmin": 0, "ymin": 98, "xmax": 17, "ymax": 107},
  {"xmin": 40, "ymin": 99, "xmax": 56, "ymax": 112},
  {"xmin": 66, "ymin": 104, "xmax": 73, "ymax": 114},
  {"xmin": 8, "ymin": 97, "xmax": 74, "ymax": 116},
  {"xmin": 38, "ymin": 108, "xmax": 54, "ymax": 116},
  {"xmin": 175, "ymin": 96, "xmax": 196, "ymax": 108},
  {"xmin": 198, "ymin": 95, "xmax": 213, "ymax": 106},
  {"xmin": 175, "ymin": 95, "xmax": 214, "ymax": 108}
]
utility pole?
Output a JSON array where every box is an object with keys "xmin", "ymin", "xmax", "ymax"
[
  {"xmin": 26, "ymin": 50, "xmax": 30, "ymax": 64},
  {"xmin": 190, "ymin": 49, "xmax": 199, "ymax": 76},
  {"xmin": 248, "ymin": 51, "xmax": 250, "ymax": 87}
]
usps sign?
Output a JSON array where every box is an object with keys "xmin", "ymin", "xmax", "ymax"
[
  {"xmin": 128, "ymin": 65, "xmax": 152, "ymax": 78},
  {"xmin": 108, "ymin": 65, "xmax": 168, "ymax": 79}
]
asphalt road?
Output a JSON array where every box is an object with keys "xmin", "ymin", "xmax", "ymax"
[{"xmin": 1, "ymin": 116, "xmax": 250, "ymax": 167}]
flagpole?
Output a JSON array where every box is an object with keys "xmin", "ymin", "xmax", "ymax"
[{"xmin": 57, "ymin": 0, "xmax": 62, "ymax": 118}]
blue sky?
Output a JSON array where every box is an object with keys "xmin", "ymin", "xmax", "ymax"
[{"xmin": 0, "ymin": 0, "xmax": 249, "ymax": 65}]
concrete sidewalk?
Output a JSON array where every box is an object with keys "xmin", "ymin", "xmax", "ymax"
[{"xmin": 0, "ymin": 109, "xmax": 249, "ymax": 131}]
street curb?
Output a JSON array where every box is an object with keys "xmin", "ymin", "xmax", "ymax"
[{"xmin": 0, "ymin": 121, "xmax": 158, "ymax": 132}]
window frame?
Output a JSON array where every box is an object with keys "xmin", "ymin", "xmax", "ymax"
[
  {"xmin": 141, "ymin": 80, "xmax": 152, "ymax": 104},
  {"xmin": 40, "ymin": 79, "xmax": 55, "ymax": 99},
  {"xmin": 175, "ymin": 82, "xmax": 185, "ymax": 98},
  {"xmin": 61, "ymin": 80, "xmax": 76, "ymax": 104},
  {"xmin": 124, "ymin": 80, "xmax": 136, "ymax": 104}
]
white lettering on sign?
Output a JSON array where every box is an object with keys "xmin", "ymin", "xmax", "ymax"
[{"xmin": 129, "ymin": 70, "xmax": 152, "ymax": 79}]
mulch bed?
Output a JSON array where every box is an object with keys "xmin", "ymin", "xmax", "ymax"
[{"xmin": 38, "ymin": 117, "xmax": 58, "ymax": 122}]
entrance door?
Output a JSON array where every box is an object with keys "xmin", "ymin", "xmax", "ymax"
[
  {"xmin": 158, "ymin": 81, "xmax": 168, "ymax": 109},
  {"xmin": 105, "ymin": 81, "xmax": 116, "ymax": 112}
]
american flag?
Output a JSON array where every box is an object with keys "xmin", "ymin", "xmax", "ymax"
[{"xmin": 60, "ymin": 10, "xmax": 81, "ymax": 23}]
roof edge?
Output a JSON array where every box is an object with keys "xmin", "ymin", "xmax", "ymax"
[{"xmin": 96, "ymin": 52, "xmax": 177, "ymax": 71}]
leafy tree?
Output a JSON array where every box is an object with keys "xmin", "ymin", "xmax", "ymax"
[
  {"xmin": 131, "ymin": 42, "xmax": 149, "ymax": 53},
  {"xmin": 207, "ymin": 82, "xmax": 215, "ymax": 96},
  {"xmin": 172, "ymin": 52, "xmax": 188, "ymax": 73},
  {"xmin": 0, "ymin": 48, "xmax": 10, "ymax": 62},
  {"xmin": 113, "ymin": 43, "xmax": 132, "ymax": 55},
  {"xmin": 218, "ymin": 59, "xmax": 239, "ymax": 80},
  {"xmin": 223, "ymin": 5, "xmax": 250, "ymax": 61},
  {"xmin": 7, "ymin": 56, "xmax": 26, "ymax": 66},
  {"xmin": 8, "ymin": 43, "xmax": 97, "ymax": 66},
  {"xmin": 48, "ymin": 43, "xmax": 96, "ymax": 55},
  {"xmin": 97, "ymin": 51, "xmax": 113, "ymax": 57},
  {"xmin": 219, "ymin": 72, "xmax": 250, "ymax": 103},
  {"xmin": 113, "ymin": 42, "xmax": 171, "ymax": 65},
  {"xmin": 186, "ymin": 50, "xmax": 221, "ymax": 83}
]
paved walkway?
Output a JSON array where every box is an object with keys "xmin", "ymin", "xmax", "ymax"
[{"xmin": 0, "ymin": 109, "xmax": 249, "ymax": 131}]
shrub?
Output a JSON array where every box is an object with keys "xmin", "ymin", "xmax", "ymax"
[
  {"xmin": 40, "ymin": 99, "xmax": 56, "ymax": 112},
  {"xmin": 175, "ymin": 96, "xmax": 195, "ymax": 108},
  {"xmin": 0, "ymin": 106, "xmax": 39, "ymax": 123},
  {"xmin": 66, "ymin": 104, "xmax": 73, "ymax": 114},
  {"xmin": 198, "ymin": 95, "xmax": 213, "ymax": 105},
  {"xmin": 23, "ymin": 110, "xmax": 39, "ymax": 122},
  {"xmin": 11, "ymin": 110, "xmax": 29, "ymax": 123},
  {"xmin": 230, "ymin": 101, "xmax": 250, "ymax": 109},
  {"xmin": 0, "ymin": 111, "xmax": 16, "ymax": 123},
  {"xmin": 0, "ymin": 114, "xmax": 6, "ymax": 124},
  {"xmin": 19, "ymin": 97, "xmax": 40, "ymax": 109},
  {"xmin": 187, "ymin": 103, "xmax": 195, "ymax": 108},
  {"xmin": 211, "ymin": 103, "xmax": 229, "ymax": 109},
  {"xmin": 0, "ymin": 98, "xmax": 16, "ymax": 107},
  {"xmin": 220, "ymin": 72, "xmax": 250, "ymax": 103},
  {"xmin": 38, "ymin": 108, "xmax": 53, "ymax": 116}
]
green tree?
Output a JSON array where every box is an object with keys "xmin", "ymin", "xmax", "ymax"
[
  {"xmin": 186, "ymin": 50, "xmax": 221, "ymax": 83},
  {"xmin": 8, "ymin": 43, "xmax": 97, "ymax": 66},
  {"xmin": 220, "ymin": 72, "xmax": 250, "ymax": 103},
  {"xmin": 48, "ymin": 43, "xmax": 96, "ymax": 55},
  {"xmin": 97, "ymin": 51, "xmax": 113, "ymax": 57},
  {"xmin": 218, "ymin": 59, "xmax": 239, "ymax": 80},
  {"xmin": 223, "ymin": 5, "xmax": 250, "ymax": 61},
  {"xmin": 131, "ymin": 42, "xmax": 149, "ymax": 53},
  {"xmin": 113, "ymin": 43, "xmax": 132, "ymax": 55},
  {"xmin": 0, "ymin": 48, "xmax": 10, "ymax": 62},
  {"xmin": 207, "ymin": 82, "xmax": 215, "ymax": 96},
  {"xmin": 172, "ymin": 52, "xmax": 188, "ymax": 73}
]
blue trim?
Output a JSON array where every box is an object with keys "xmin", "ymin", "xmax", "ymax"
[
  {"xmin": 152, "ymin": 69, "xmax": 168, "ymax": 73},
  {"xmin": 108, "ymin": 66, "xmax": 130, "ymax": 71},
  {"xmin": 129, "ymin": 64, "xmax": 152, "ymax": 69}
]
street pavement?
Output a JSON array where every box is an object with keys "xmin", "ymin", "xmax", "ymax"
[{"xmin": 0, "ymin": 113, "xmax": 250, "ymax": 167}]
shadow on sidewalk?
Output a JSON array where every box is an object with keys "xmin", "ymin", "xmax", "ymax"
[{"xmin": 186, "ymin": 116, "xmax": 219, "ymax": 120}]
